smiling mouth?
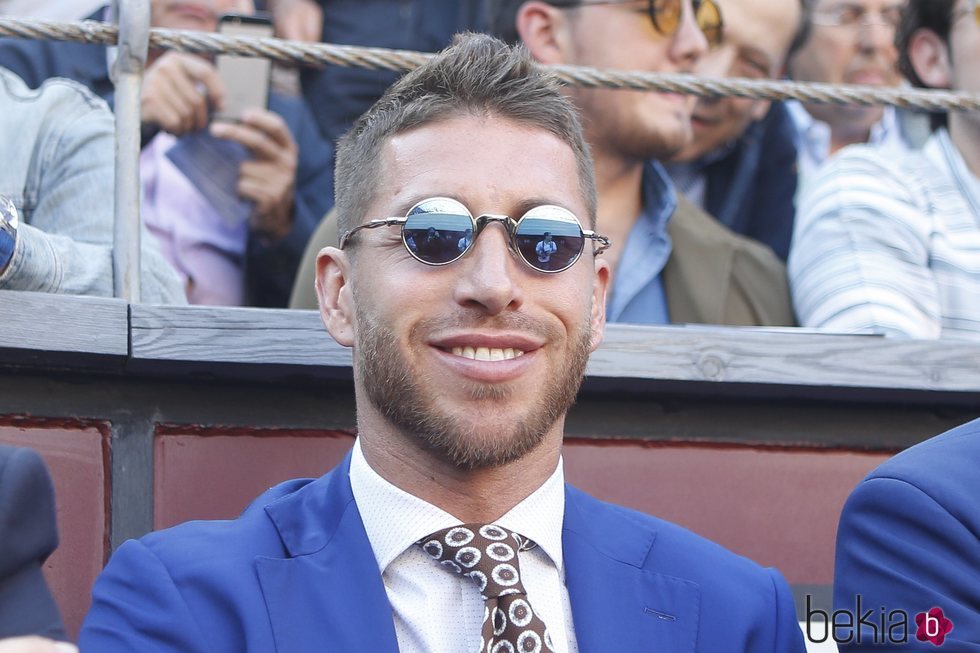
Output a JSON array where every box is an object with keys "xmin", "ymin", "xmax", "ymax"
[{"xmin": 447, "ymin": 346, "xmax": 527, "ymax": 361}]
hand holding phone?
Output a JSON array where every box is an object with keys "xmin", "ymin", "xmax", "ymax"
[
  {"xmin": 141, "ymin": 52, "xmax": 224, "ymax": 136},
  {"xmin": 214, "ymin": 12, "xmax": 274, "ymax": 123}
]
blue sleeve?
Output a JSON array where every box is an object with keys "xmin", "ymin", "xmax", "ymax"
[
  {"xmin": 834, "ymin": 476, "xmax": 980, "ymax": 651},
  {"xmin": 246, "ymin": 94, "xmax": 335, "ymax": 307},
  {"xmin": 767, "ymin": 568, "xmax": 807, "ymax": 653},
  {"xmin": 0, "ymin": 446, "xmax": 65, "ymax": 639},
  {"xmin": 79, "ymin": 539, "xmax": 209, "ymax": 653}
]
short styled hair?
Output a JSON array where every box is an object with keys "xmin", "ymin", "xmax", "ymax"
[
  {"xmin": 896, "ymin": 0, "xmax": 954, "ymax": 129},
  {"xmin": 896, "ymin": 0, "xmax": 954, "ymax": 88},
  {"xmin": 787, "ymin": 0, "xmax": 817, "ymax": 59},
  {"xmin": 334, "ymin": 32, "xmax": 598, "ymax": 238}
]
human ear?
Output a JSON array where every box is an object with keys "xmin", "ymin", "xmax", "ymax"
[
  {"xmin": 588, "ymin": 258, "xmax": 611, "ymax": 352},
  {"xmin": 517, "ymin": 0, "xmax": 575, "ymax": 65},
  {"xmin": 315, "ymin": 246, "xmax": 355, "ymax": 347},
  {"xmin": 907, "ymin": 28, "xmax": 952, "ymax": 89}
]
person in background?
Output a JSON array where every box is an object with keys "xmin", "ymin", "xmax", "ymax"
[
  {"xmin": 666, "ymin": 0, "xmax": 804, "ymax": 261},
  {"xmin": 786, "ymin": 0, "xmax": 917, "ymax": 189},
  {"xmin": 789, "ymin": 0, "xmax": 980, "ymax": 340},
  {"xmin": 0, "ymin": 68, "xmax": 184, "ymax": 302},
  {"xmin": 0, "ymin": 0, "xmax": 335, "ymax": 307},
  {"xmin": 0, "ymin": 0, "xmax": 101, "ymax": 19},
  {"xmin": 489, "ymin": 0, "xmax": 796, "ymax": 327},
  {"xmin": 265, "ymin": 0, "xmax": 489, "ymax": 148}
]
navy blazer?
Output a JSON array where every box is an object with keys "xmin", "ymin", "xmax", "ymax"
[
  {"xmin": 702, "ymin": 102, "xmax": 798, "ymax": 261},
  {"xmin": 834, "ymin": 419, "xmax": 980, "ymax": 651},
  {"xmin": 79, "ymin": 453, "xmax": 805, "ymax": 652},
  {"xmin": 0, "ymin": 23, "xmax": 335, "ymax": 307},
  {"xmin": 0, "ymin": 445, "xmax": 65, "ymax": 640}
]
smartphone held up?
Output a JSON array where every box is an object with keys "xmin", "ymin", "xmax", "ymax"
[{"xmin": 213, "ymin": 12, "xmax": 273, "ymax": 122}]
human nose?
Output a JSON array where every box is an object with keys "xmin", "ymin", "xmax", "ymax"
[
  {"xmin": 452, "ymin": 224, "xmax": 524, "ymax": 315},
  {"xmin": 857, "ymin": 13, "xmax": 896, "ymax": 51},
  {"xmin": 668, "ymin": 0, "xmax": 709, "ymax": 69}
]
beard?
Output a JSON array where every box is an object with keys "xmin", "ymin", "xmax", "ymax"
[{"xmin": 353, "ymin": 305, "xmax": 593, "ymax": 471}]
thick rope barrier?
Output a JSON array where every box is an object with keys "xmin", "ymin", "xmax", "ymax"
[{"xmin": 2, "ymin": 16, "xmax": 979, "ymax": 113}]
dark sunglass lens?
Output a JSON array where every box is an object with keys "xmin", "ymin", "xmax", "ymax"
[
  {"xmin": 403, "ymin": 202, "xmax": 473, "ymax": 264},
  {"xmin": 514, "ymin": 206, "xmax": 585, "ymax": 272}
]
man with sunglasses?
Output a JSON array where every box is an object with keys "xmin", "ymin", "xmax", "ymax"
[
  {"xmin": 790, "ymin": 0, "xmax": 980, "ymax": 341},
  {"xmin": 80, "ymin": 34, "xmax": 805, "ymax": 653},
  {"xmin": 490, "ymin": 0, "xmax": 795, "ymax": 327}
]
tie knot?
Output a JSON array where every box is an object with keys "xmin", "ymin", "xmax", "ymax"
[{"xmin": 418, "ymin": 524, "xmax": 536, "ymax": 599}]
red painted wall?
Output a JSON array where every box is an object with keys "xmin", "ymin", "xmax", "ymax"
[{"xmin": 0, "ymin": 422, "xmax": 109, "ymax": 641}]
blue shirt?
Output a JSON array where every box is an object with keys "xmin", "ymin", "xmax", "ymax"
[{"xmin": 606, "ymin": 162, "xmax": 675, "ymax": 324}]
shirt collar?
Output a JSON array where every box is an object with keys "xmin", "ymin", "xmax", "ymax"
[
  {"xmin": 349, "ymin": 438, "xmax": 567, "ymax": 574},
  {"xmin": 787, "ymin": 100, "xmax": 902, "ymax": 162},
  {"xmin": 605, "ymin": 162, "xmax": 675, "ymax": 322},
  {"xmin": 933, "ymin": 128, "xmax": 980, "ymax": 216}
]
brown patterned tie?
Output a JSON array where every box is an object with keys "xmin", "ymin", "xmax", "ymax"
[{"xmin": 418, "ymin": 524, "xmax": 556, "ymax": 653}]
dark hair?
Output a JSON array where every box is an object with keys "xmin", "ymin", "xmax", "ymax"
[
  {"xmin": 897, "ymin": 0, "xmax": 954, "ymax": 87},
  {"xmin": 896, "ymin": 0, "xmax": 954, "ymax": 129},
  {"xmin": 488, "ymin": 0, "xmax": 582, "ymax": 45},
  {"xmin": 334, "ymin": 33, "xmax": 597, "ymax": 238},
  {"xmin": 787, "ymin": 0, "xmax": 817, "ymax": 58}
]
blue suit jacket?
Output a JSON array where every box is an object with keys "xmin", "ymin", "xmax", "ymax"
[
  {"xmin": 834, "ymin": 418, "xmax": 980, "ymax": 651},
  {"xmin": 0, "ymin": 21, "xmax": 335, "ymax": 307},
  {"xmin": 0, "ymin": 445, "xmax": 65, "ymax": 640},
  {"xmin": 79, "ymin": 453, "xmax": 804, "ymax": 652}
]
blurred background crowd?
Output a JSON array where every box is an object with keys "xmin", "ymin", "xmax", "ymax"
[{"xmin": 0, "ymin": 0, "xmax": 977, "ymax": 340}]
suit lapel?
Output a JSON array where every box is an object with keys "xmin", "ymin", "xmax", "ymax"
[
  {"xmin": 256, "ymin": 455, "xmax": 399, "ymax": 653},
  {"xmin": 563, "ymin": 486, "xmax": 701, "ymax": 653},
  {"xmin": 663, "ymin": 196, "xmax": 736, "ymax": 325}
]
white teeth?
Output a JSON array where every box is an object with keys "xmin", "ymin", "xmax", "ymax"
[{"xmin": 449, "ymin": 346, "xmax": 526, "ymax": 360}]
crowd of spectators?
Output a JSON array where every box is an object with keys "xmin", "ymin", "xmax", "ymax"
[{"xmin": 0, "ymin": 0, "xmax": 977, "ymax": 338}]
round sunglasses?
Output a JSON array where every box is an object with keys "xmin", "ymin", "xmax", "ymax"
[
  {"xmin": 567, "ymin": 0, "xmax": 724, "ymax": 48},
  {"xmin": 339, "ymin": 197, "xmax": 611, "ymax": 273}
]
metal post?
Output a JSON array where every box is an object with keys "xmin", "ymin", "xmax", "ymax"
[{"xmin": 110, "ymin": 0, "xmax": 150, "ymax": 303}]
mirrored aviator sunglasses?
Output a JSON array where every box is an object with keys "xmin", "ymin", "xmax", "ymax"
[{"xmin": 339, "ymin": 197, "xmax": 611, "ymax": 274}]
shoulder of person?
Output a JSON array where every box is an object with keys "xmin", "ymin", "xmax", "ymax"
[
  {"xmin": 566, "ymin": 484, "xmax": 785, "ymax": 591},
  {"xmin": 859, "ymin": 419, "xmax": 980, "ymax": 501},
  {"xmin": 1, "ymin": 66, "xmax": 111, "ymax": 122},
  {"xmin": 132, "ymin": 474, "xmax": 323, "ymax": 570},
  {"xmin": 671, "ymin": 197, "xmax": 784, "ymax": 275},
  {"xmin": 0, "ymin": 446, "xmax": 59, "ymax": 575}
]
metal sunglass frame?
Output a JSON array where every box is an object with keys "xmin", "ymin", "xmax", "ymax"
[{"xmin": 339, "ymin": 197, "xmax": 612, "ymax": 274}]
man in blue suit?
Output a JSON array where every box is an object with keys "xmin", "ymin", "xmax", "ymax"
[
  {"xmin": 0, "ymin": 446, "xmax": 65, "ymax": 641},
  {"xmin": 80, "ymin": 33, "xmax": 805, "ymax": 652},
  {"xmin": 834, "ymin": 417, "xmax": 980, "ymax": 650}
]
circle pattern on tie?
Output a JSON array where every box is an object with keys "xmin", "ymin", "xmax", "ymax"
[{"xmin": 417, "ymin": 523, "xmax": 555, "ymax": 653}]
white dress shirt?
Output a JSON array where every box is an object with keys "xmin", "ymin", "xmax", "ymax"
[
  {"xmin": 349, "ymin": 439, "xmax": 578, "ymax": 653},
  {"xmin": 787, "ymin": 100, "xmax": 912, "ymax": 195}
]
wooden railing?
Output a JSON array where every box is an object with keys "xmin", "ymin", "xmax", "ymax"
[{"xmin": 3, "ymin": 289, "xmax": 980, "ymax": 637}]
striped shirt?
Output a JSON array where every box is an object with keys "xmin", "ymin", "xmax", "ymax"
[{"xmin": 789, "ymin": 129, "xmax": 980, "ymax": 340}]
